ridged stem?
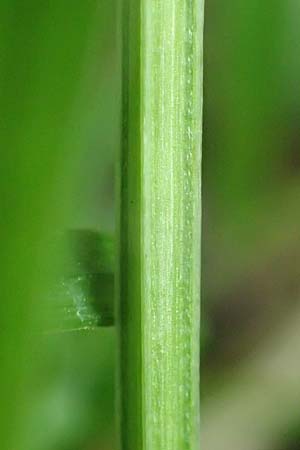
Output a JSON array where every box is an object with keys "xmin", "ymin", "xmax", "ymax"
[{"xmin": 117, "ymin": 1, "xmax": 204, "ymax": 448}]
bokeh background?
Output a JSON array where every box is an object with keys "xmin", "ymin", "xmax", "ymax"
[{"xmin": 1, "ymin": 1, "xmax": 300, "ymax": 449}]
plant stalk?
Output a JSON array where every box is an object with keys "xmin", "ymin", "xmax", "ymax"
[{"xmin": 117, "ymin": 0, "xmax": 204, "ymax": 449}]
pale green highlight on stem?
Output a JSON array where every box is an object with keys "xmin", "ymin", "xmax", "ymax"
[
  {"xmin": 141, "ymin": 0, "xmax": 203, "ymax": 448},
  {"xmin": 118, "ymin": 0, "xmax": 203, "ymax": 449}
]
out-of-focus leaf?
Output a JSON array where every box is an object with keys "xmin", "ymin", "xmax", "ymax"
[
  {"xmin": 0, "ymin": 2, "xmax": 105, "ymax": 449},
  {"xmin": 47, "ymin": 230, "xmax": 115, "ymax": 331}
]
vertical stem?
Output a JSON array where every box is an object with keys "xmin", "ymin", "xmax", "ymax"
[{"xmin": 117, "ymin": 0, "xmax": 204, "ymax": 449}]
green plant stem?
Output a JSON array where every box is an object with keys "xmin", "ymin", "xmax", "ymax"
[{"xmin": 117, "ymin": 1, "xmax": 204, "ymax": 449}]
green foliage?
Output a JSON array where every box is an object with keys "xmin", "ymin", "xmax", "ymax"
[
  {"xmin": 48, "ymin": 231, "xmax": 115, "ymax": 331},
  {"xmin": 0, "ymin": 2, "xmax": 103, "ymax": 449},
  {"xmin": 1, "ymin": 1, "xmax": 299, "ymax": 450}
]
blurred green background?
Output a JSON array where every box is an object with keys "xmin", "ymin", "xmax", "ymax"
[{"xmin": 1, "ymin": 1, "xmax": 300, "ymax": 449}]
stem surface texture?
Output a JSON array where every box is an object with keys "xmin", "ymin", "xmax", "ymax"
[{"xmin": 118, "ymin": 1, "xmax": 204, "ymax": 449}]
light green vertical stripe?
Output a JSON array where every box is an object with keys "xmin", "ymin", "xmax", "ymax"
[
  {"xmin": 119, "ymin": 0, "xmax": 203, "ymax": 448},
  {"xmin": 141, "ymin": 1, "xmax": 203, "ymax": 449}
]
